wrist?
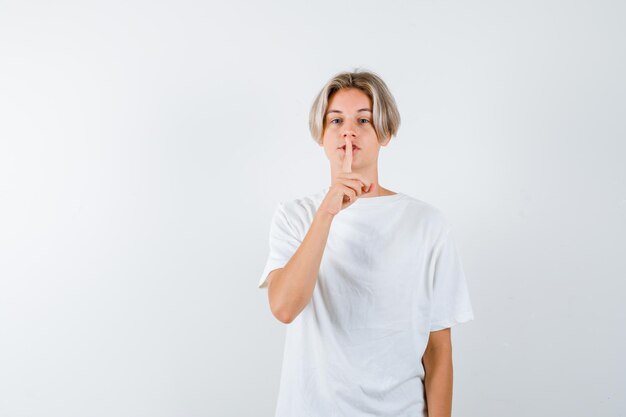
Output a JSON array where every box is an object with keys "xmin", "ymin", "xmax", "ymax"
[{"xmin": 314, "ymin": 210, "xmax": 335, "ymax": 223}]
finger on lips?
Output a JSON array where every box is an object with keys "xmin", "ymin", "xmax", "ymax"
[
  {"xmin": 342, "ymin": 138, "xmax": 352, "ymax": 173},
  {"xmin": 339, "ymin": 138, "xmax": 374, "ymax": 196}
]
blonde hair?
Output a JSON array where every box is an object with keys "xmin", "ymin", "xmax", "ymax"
[{"xmin": 308, "ymin": 68, "xmax": 401, "ymax": 145}]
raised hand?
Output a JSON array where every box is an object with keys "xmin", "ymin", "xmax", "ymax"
[{"xmin": 318, "ymin": 138, "xmax": 374, "ymax": 216}]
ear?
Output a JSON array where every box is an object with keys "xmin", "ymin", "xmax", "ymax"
[{"xmin": 380, "ymin": 134, "xmax": 392, "ymax": 147}]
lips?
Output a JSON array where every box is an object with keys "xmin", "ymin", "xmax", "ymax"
[{"xmin": 339, "ymin": 144, "xmax": 360, "ymax": 151}]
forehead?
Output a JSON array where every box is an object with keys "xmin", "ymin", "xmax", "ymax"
[{"xmin": 326, "ymin": 88, "xmax": 372, "ymax": 112}]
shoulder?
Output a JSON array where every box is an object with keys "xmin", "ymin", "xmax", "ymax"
[
  {"xmin": 280, "ymin": 189, "xmax": 322, "ymax": 211},
  {"xmin": 276, "ymin": 188, "xmax": 326, "ymax": 230},
  {"xmin": 399, "ymin": 193, "xmax": 452, "ymax": 237}
]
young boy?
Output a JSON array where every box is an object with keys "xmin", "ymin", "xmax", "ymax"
[{"xmin": 258, "ymin": 69, "xmax": 474, "ymax": 417}]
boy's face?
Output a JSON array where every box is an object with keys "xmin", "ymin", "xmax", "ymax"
[{"xmin": 320, "ymin": 88, "xmax": 389, "ymax": 173}]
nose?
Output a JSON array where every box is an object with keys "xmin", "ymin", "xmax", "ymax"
[{"xmin": 342, "ymin": 121, "xmax": 357, "ymax": 138}]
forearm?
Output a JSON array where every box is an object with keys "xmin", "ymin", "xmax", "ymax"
[
  {"xmin": 269, "ymin": 210, "xmax": 335, "ymax": 323},
  {"xmin": 423, "ymin": 346, "xmax": 453, "ymax": 417}
]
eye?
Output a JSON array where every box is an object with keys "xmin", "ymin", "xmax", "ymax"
[
  {"xmin": 330, "ymin": 118, "xmax": 341, "ymax": 124},
  {"xmin": 360, "ymin": 118, "xmax": 370, "ymax": 124}
]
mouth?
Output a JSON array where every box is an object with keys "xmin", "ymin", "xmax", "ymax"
[{"xmin": 338, "ymin": 144, "xmax": 360, "ymax": 151}]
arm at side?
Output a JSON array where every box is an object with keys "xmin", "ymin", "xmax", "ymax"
[{"xmin": 422, "ymin": 328, "xmax": 453, "ymax": 417}]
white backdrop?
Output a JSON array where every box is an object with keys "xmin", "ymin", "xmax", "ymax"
[{"xmin": 1, "ymin": 1, "xmax": 624, "ymax": 416}]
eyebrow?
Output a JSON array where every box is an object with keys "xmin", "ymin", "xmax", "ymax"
[{"xmin": 326, "ymin": 108, "xmax": 372, "ymax": 116}]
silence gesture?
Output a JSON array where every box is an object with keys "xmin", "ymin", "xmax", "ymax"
[{"xmin": 318, "ymin": 138, "xmax": 373, "ymax": 216}]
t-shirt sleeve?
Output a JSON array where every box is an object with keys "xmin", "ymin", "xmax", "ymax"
[
  {"xmin": 258, "ymin": 203, "xmax": 301, "ymax": 289},
  {"xmin": 429, "ymin": 227, "xmax": 475, "ymax": 331}
]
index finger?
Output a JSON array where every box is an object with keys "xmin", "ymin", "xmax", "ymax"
[{"xmin": 342, "ymin": 138, "xmax": 353, "ymax": 173}]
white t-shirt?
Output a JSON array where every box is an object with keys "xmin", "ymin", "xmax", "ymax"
[{"xmin": 258, "ymin": 187, "xmax": 474, "ymax": 417}]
